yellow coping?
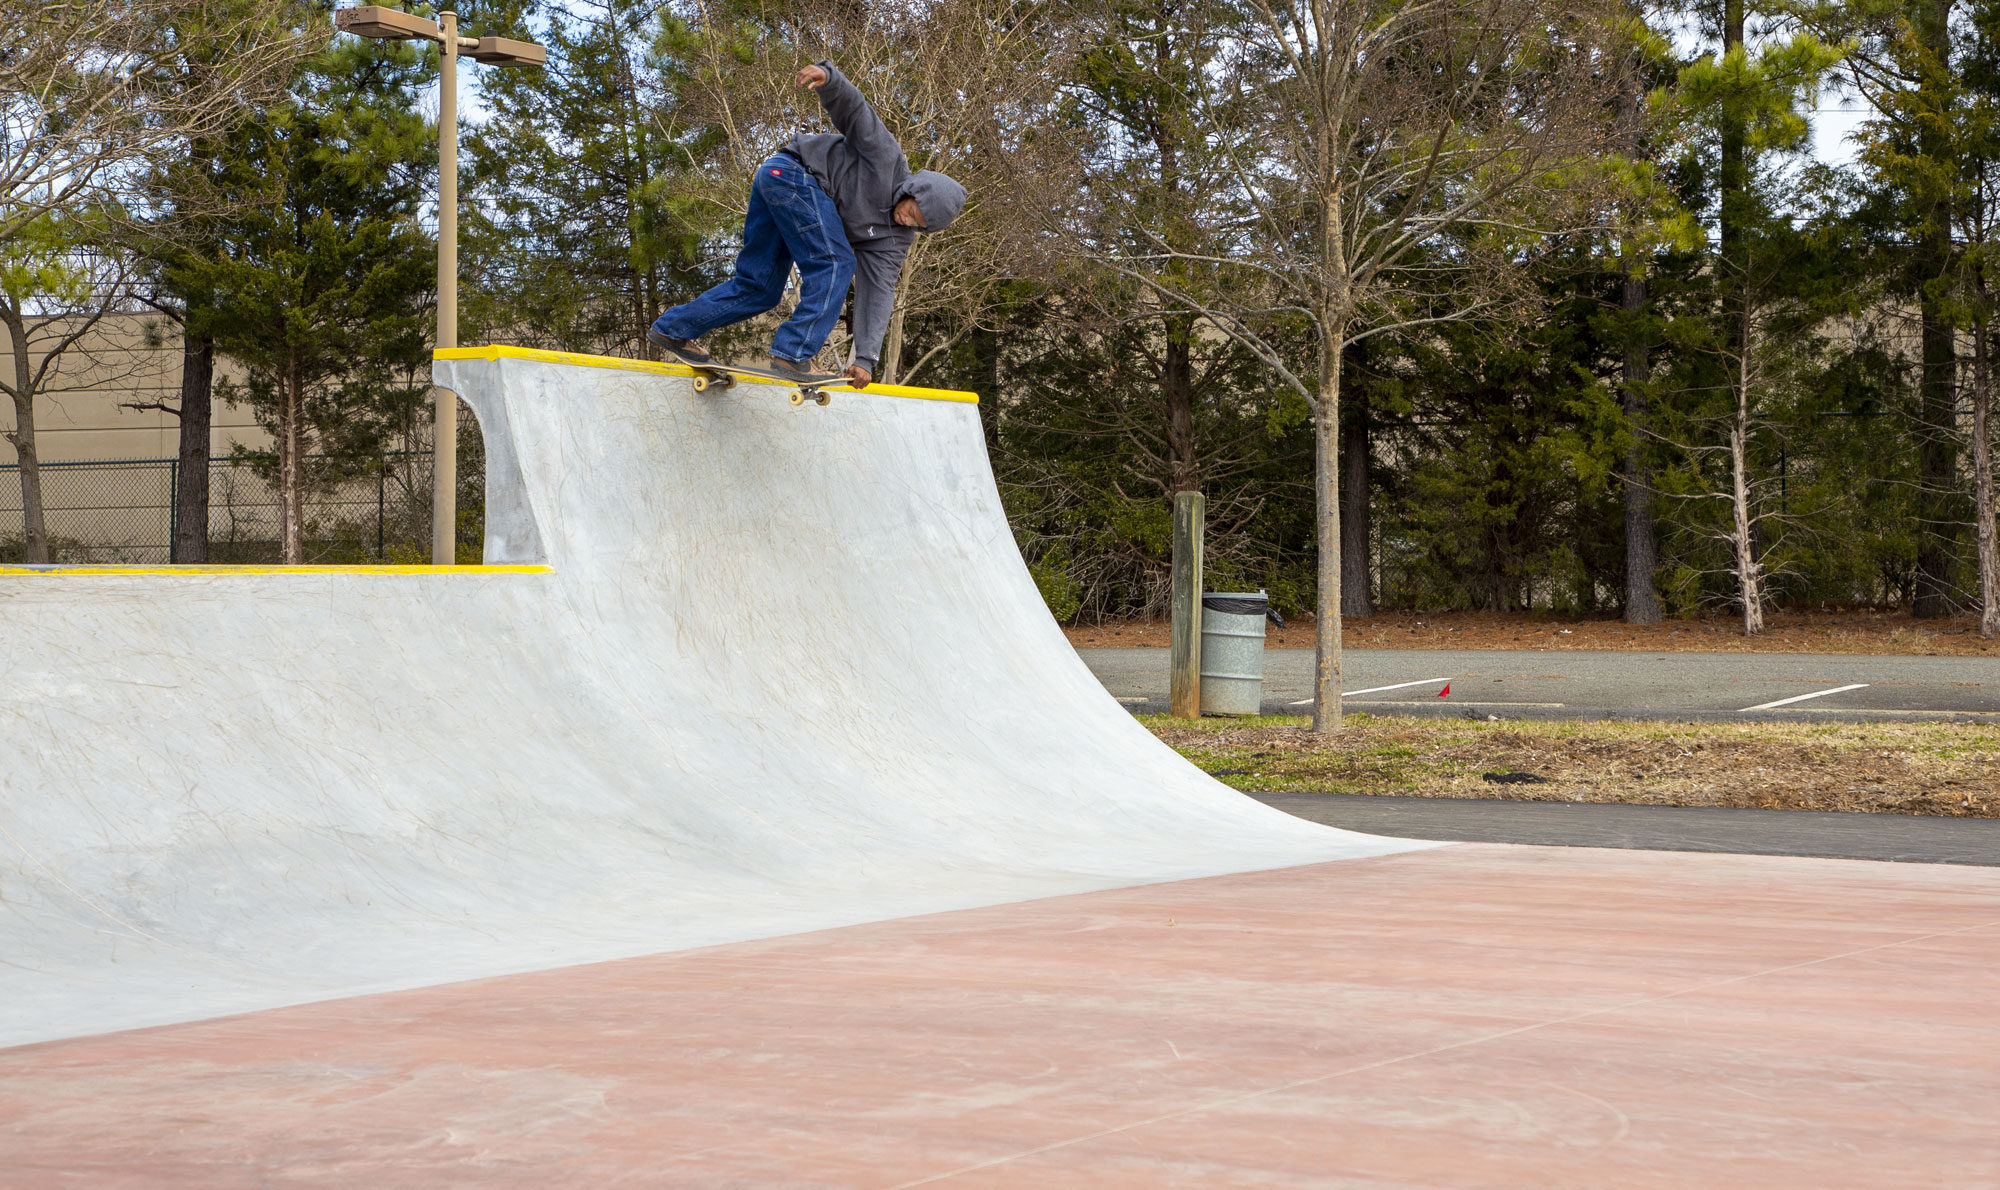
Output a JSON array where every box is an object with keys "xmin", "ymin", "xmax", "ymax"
[
  {"xmin": 434, "ymin": 344, "xmax": 980, "ymax": 404},
  {"xmin": 0, "ymin": 565, "xmax": 552, "ymax": 576}
]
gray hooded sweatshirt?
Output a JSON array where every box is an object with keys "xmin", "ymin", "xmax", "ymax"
[{"xmin": 781, "ymin": 60, "xmax": 966, "ymax": 372}]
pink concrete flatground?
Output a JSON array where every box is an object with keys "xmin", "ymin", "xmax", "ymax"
[{"xmin": 2, "ymin": 843, "xmax": 1996, "ymax": 1188}]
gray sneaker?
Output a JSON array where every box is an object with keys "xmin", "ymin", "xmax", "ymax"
[
  {"xmin": 647, "ymin": 327, "xmax": 711, "ymax": 365},
  {"xmin": 768, "ymin": 355, "xmax": 833, "ymax": 381}
]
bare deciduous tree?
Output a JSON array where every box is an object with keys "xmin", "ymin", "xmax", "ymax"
[
  {"xmin": 4, "ymin": 0, "xmax": 308, "ymax": 560},
  {"xmin": 1040, "ymin": 0, "xmax": 1272, "ymax": 501},
  {"xmin": 655, "ymin": 0, "xmax": 1064, "ymax": 380},
  {"xmin": 1, "ymin": 0, "xmax": 306, "ymax": 247},
  {"xmin": 1059, "ymin": 0, "xmax": 1626, "ymax": 729},
  {"xmin": 1, "ymin": 239, "xmax": 134, "ymax": 561}
]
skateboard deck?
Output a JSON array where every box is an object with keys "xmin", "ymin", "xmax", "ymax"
[{"xmin": 685, "ymin": 360, "xmax": 844, "ymax": 405}]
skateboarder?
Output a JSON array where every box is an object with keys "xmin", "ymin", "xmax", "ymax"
[{"xmin": 648, "ymin": 60, "xmax": 967, "ymax": 387}]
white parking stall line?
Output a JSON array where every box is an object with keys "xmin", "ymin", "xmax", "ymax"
[
  {"xmin": 1740, "ymin": 683, "xmax": 1870, "ymax": 712},
  {"xmin": 1289, "ymin": 677, "xmax": 1453, "ymax": 706}
]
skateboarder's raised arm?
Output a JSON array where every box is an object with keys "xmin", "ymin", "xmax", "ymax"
[
  {"xmin": 805, "ymin": 60, "xmax": 905, "ymax": 173},
  {"xmin": 849, "ymin": 252, "xmax": 901, "ymax": 373},
  {"xmin": 772, "ymin": 60, "xmax": 965, "ymax": 383}
]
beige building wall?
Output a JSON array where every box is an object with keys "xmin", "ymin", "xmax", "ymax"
[
  {"xmin": 2, "ymin": 314, "xmax": 277, "ymax": 558},
  {"xmin": 1, "ymin": 312, "xmax": 268, "ymax": 464}
]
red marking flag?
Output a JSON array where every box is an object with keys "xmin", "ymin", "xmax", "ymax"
[{"xmin": 1437, "ymin": 683, "xmax": 1450, "ymax": 697}]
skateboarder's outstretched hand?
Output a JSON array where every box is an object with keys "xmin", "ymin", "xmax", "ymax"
[
  {"xmin": 844, "ymin": 363, "xmax": 872, "ymax": 388},
  {"xmin": 798, "ymin": 64, "xmax": 828, "ymax": 89}
]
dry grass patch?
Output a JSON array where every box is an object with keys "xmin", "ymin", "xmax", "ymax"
[
  {"xmin": 1069, "ymin": 609, "xmax": 2000, "ymax": 656},
  {"xmin": 1144, "ymin": 714, "xmax": 2000, "ymax": 817}
]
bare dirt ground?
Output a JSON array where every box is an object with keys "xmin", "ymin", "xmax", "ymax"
[
  {"xmin": 1068, "ymin": 608, "xmax": 1999, "ymax": 656},
  {"xmin": 1145, "ymin": 714, "xmax": 2000, "ymax": 818}
]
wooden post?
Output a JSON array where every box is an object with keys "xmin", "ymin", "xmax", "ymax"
[
  {"xmin": 432, "ymin": 10, "xmax": 459, "ymax": 566},
  {"xmin": 1170, "ymin": 491, "xmax": 1204, "ymax": 718}
]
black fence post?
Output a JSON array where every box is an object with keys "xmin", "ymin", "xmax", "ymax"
[{"xmin": 167, "ymin": 458, "xmax": 179, "ymax": 564}]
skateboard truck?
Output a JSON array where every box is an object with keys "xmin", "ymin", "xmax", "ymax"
[{"xmin": 685, "ymin": 362, "xmax": 835, "ymax": 406}]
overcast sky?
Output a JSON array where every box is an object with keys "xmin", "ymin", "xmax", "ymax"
[{"xmin": 1812, "ymin": 93, "xmax": 1873, "ymax": 169}]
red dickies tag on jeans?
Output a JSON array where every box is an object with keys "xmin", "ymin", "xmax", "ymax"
[{"xmin": 771, "ymin": 169, "xmax": 782, "ymax": 175}]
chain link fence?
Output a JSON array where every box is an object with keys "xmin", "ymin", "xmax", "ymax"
[{"xmin": 1, "ymin": 453, "xmax": 441, "ymax": 564}]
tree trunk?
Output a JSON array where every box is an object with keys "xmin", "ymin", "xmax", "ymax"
[
  {"xmin": 1310, "ymin": 70, "xmax": 1350, "ymax": 734},
  {"xmin": 1162, "ymin": 313, "xmax": 1197, "ymax": 492},
  {"xmin": 1621, "ymin": 259, "xmax": 1662, "ymax": 622},
  {"xmin": 1488, "ymin": 450, "xmax": 1519, "ymax": 612},
  {"xmin": 174, "ymin": 335, "xmax": 214, "ymax": 563},
  {"xmin": 616, "ymin": 38, "xmax": 659, "ymax": 355},
  {"xmin": 1731, "ymin": 344, "xmax": 1763, "ymax": 635},
  {"xmin": 1973, "ymin": 318, "xmax": 1999, "ymax": 638},
  {"xmin": 880, "ymin": 248, "xmax": 920, "ymax": 385},
  {"xmin": 1731, "ymin": 425, "xmax": 1763, "ymax": 634},
  {"xmin": 972, "ymin": 321, "xmax": 1002, "ymax": 454},
  {"xmin": 1914, "ymin": 308, "xmax": 1960, "ymax": 617},
  {"xmin": 1340, "ymin": 392, "xmax": 1372, "ymax": 617},
  {"xmin": 1718, "ymin": 0, "xmax": 1760, "ymax": 636},
  {"xmin": 1914, "ymin": 0, "xmax": 1959, "ymax": 618},
  {"xmin": 1613, "ymin": 0, "xmax": 1659, "ymax": 622},
  {"xmin": 1717, "ymin": 0, "xmax": 1751, "ymax": 577},
  {"xmin": 280, "ymin": 361, "xmax": 303, "ymax": 564},
  {"xmin": 3, "ymin": 306, "xmax": 49, "ymax": 563},
  {"xmin": 1718, "ymin": 0, "xmax": 1747, "ymax": 308},
  {"xmin": 1312, "ymin": 317, "xmax": 1345, "ymax": 734}
]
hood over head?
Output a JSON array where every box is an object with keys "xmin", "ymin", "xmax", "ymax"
[{"xmin": 897, "ymin": 170, "xmax": 967, "ymax": 232}]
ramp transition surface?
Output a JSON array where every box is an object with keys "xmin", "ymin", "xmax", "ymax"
[{"xmin": 0, "ymin": 347, "xmax": 1425, "ymax": 1047}]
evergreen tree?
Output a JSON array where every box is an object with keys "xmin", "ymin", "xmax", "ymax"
[
  {"xmin": 1002, "ymin": 0, "xmax": 1304, "ymax": 611},
  {"xmin": 127, "ymin": 0, "xmax": 316, "ymax": 563},
  {"xmin": 1817, "ymin": 0, "xmax": 1979, "ymax": 615},
  {"xmin": 1377, "ymin": 253, "xmax": 1626, "ymax": 614},
  {"xmin": 168, "ymin": 23, "xmax": 437, "ymax": 563},
  {"xmin": 462, "ymin": 0, "xmax": 715, "ymax": 356},
  {"xmin": 1671, "ymin": 2, "xmax": 1840, "ymax": 631},
  {"xmin": 978, "ymin": 289, "xmax": 1316, "ymax": 621},
  {"xmin": 1843, "ymin": 0, "xmax": 2000, "ymax": 630},
  {"xmin": 1610, "ymin": 12, "xmax": 1694, "ymax": 624}
]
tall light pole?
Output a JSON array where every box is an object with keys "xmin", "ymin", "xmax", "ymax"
[{"xmin": 332, "ymin": 6, "xmax": 544, "ymax": 565}]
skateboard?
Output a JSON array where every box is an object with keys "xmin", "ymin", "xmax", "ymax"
[{"xmin": 685, "ymin": 360, "xmax": 844, "ymax": 406}]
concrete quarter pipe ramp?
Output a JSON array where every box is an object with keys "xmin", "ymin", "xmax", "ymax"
[{"xmin": 0, "ymin": 346, "xmax": 1427, "ymax": 1047}]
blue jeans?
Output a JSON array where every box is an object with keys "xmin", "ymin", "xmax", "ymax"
[{"xmin": 652, "ymin": 155, "xmax": 856, "ymax": 364}]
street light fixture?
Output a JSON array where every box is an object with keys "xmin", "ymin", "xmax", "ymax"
[{"xmin": 332, "ymin": 6, "xmax": 545, "ymax": 565}]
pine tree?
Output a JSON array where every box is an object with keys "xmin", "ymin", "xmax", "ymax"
[
  {"xmin": 461, "ymin": 0, "xmax": 714, "ymax": 356},
  {"xmin": 1671, "ymin": 3, "xmax": 1840, "ymax": 631},
  {"xmin": 1846, "ymin": 0, "xmax": 2000, "ymax": 632},
  {"xmin": 168, "ymin": 28, "xmax": 436, "ymax": 563},
  {"xmin": 126, "ymin": 0, "xmax": 315, "ymax": 563}
]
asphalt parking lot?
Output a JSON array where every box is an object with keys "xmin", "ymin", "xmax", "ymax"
[
  {"xmin": 1250, "ymin": 792, "xmax": 2000, "ymax": 865},
  {"xmin": 1081, "ymin": 647, "xmax": 2000, "ymax": 722}
]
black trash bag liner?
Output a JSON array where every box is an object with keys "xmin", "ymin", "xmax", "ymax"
[{"xmin": 1201, "ymin": 594, "xmax": 1285, "ymax": 628}]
